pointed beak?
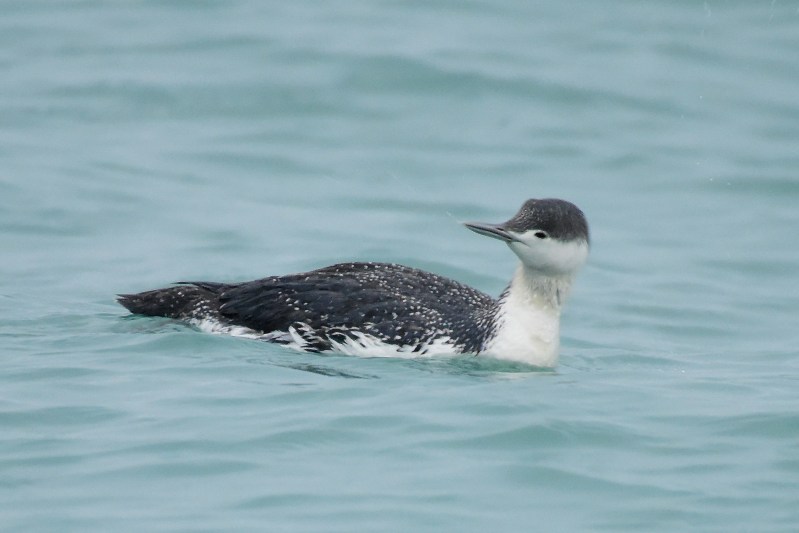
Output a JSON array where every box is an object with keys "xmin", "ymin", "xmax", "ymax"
[{"xmin": 463, "ymin": 221, "xmax": 517, "ymax": 243}]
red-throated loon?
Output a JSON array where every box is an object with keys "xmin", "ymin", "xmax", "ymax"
[{"xmin": 118, "ymin": 198, "xmax": 589, "ymax": 367}]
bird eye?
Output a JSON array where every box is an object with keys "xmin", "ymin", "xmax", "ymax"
[{"xmin": 534, "ymin": 231, "xmax": 548, "ymax": 239}]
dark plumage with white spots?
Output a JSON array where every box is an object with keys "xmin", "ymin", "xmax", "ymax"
[{"xmin": 119, "ymin": 262, "xmax": 497, "ymax": 354}]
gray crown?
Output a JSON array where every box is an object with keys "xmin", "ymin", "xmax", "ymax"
[{"xmin": 503, "ymin": 198, "xmax": 589, "ymax": 243}]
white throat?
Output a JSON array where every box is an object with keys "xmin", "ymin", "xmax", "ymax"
[{"xmin": 482, "ymin": 263, "xmax": 575, "ymax": 367}]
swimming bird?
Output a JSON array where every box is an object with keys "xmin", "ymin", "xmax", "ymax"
[{"xmin": 118, "ymin": 198, "xmax": 589, "ymax": 367}]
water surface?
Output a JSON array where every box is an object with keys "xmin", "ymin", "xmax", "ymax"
[{"xmin": 2, "ymin": 1, "xmax": 798, "ymax": 531}]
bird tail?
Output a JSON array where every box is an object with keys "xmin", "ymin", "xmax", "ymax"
[{"xmin": 117, "ymin": 283, "xmax": 226, "ymax": 319}]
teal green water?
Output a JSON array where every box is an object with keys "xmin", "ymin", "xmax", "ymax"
[{"xmin": 2, "ymin": 1, "xmax": 798, "ymax": 531}]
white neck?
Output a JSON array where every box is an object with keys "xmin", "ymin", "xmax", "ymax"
[{"xmin": 482, "ymin": 263, "xmax": 575, "ymax": 367}]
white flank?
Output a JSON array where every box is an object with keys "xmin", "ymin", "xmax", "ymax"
[
  {"xmin": 326, "ymin": 331, "xmax": 458, "ymax": 359},
  {"xmin": 189, "ymin": 318, "xmax": 266, "ymax": 340},
  {"xmin": 188, "ymin": 318, "xmax": 459, "ymax": 359}
]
